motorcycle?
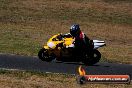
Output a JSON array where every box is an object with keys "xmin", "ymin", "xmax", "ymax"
[{"xmin": 38, "ymin": 33, "xmax": 106, "ymax": 65}]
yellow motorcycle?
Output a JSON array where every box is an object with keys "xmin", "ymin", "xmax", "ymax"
[{"xmin": 38, "ymin": 33, "xmax": 106, "ymax": 65}]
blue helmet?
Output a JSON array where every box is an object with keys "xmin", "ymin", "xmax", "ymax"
[{"xmin": 70, "ymin": 24, "xmax": 80, "ymax": 37}]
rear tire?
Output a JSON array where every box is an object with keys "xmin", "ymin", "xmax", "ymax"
[
  {"xmin": 82, "ymin": 50, "xmax": 101, "ymax": 65},
  {"xmin": 38, "ymin": 48, "xmax": 55, "ymax": 62}
]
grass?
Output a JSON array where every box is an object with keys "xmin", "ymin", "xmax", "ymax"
[
  {"xmin": 0, "ymin": 0, "xmax": 132, "ymax": 24},
  {"xmin": 0, "ymin": 0, "xmax": 132, "ymax": 87},
  {"xmin": 0, "ymin": 69, "xmax": 131, "ymax": 88},
  {"xmin": 0, "ymin": 1, "xmax": 132, "ymax": 86},
  {"xmin": 0, "ymin": 0, "xmax": 131, "ymax": 64}
]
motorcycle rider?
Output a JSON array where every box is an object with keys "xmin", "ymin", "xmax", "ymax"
[{"xmin": 70, "ymin": 24, "xmax": 91, "ymax": 56}]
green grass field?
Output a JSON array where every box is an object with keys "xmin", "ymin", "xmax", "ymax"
[{"xmin": 0, "ymin": 0, "xmax": 132, "ymax": 87}]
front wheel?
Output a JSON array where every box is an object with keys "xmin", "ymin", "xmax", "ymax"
[
  {"xmin": 38, "ymin": 48, "xmax": 55, "ymax": 62},
  {"xmin": 82, "ymin": 49, "xmax": 101, "ymax": 65}
]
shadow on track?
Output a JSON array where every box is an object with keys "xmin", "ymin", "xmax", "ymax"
[{"xmin": 55, "ymin": 61, "xmax": 110, "ymax": 68}]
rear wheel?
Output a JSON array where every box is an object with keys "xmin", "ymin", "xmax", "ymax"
[
  {"xmin": 82, "ymin": 50, "xmax": 101, "ymax": 65},
  {"xmin": 38, "ymin": 48, "xmax": 55, "ymax": 62}
]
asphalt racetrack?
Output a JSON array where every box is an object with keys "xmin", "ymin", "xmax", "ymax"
[{"xmin": 0, "ymin": 54, "xmax": 132, "ymax": 79}]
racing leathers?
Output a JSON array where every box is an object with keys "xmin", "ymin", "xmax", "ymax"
[{"xmin": 74, "ymin": 31, "xmax": 90, "ymax": 54}]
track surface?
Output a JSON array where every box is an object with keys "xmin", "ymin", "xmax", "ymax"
[{"xmin": 0, "ymin": 54, "xmax": 132, "ymax": 78}]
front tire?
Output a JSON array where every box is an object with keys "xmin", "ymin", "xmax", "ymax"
[{"xmin": 38, "ymin": 48, "xmax": 55, "ymax": 62}]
